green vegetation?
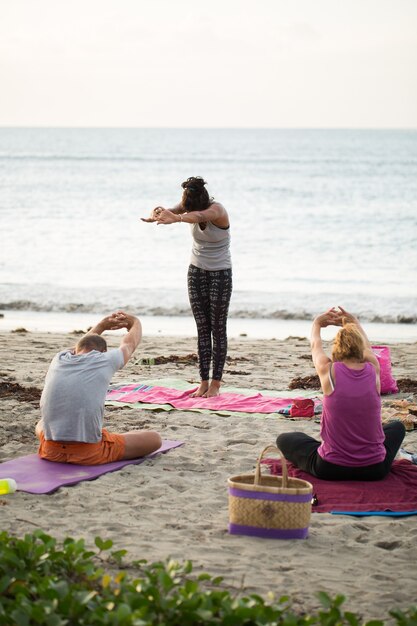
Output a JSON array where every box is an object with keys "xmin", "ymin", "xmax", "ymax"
[{"xmin": 0, "ymin": 530, "xmax": 415, "ymax": 626}]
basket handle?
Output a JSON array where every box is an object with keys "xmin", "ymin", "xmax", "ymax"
[{"xmin": 254, "ymin": 445, "xmax": 288, "ymax": 488}]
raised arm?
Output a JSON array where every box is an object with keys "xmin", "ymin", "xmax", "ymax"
[
  {"xmin": 311, "ymin": 308, "xmax": 341, "ymax": 391},
  {"xmin": 73, "ymin": 312, "xmax": 134, "ymax": 355},
  {"xmin": 76, "ymin": 312, "xmax": 141, "ymax": 365},
  {"xmin": 86, "ymin": 313, "xmax": 127, "ymax": 337},
  {"xmin": 117, "ymin": 313, "xmax": 142, "ymax": 365}
]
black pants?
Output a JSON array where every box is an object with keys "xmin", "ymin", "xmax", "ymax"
[
  {"xmin": 276, "ymin": 421, "xmax": 406, "ymax": 481},
  {"xmin": 187, "ymin": 264, "xmax": 232, "ymax": 381}
]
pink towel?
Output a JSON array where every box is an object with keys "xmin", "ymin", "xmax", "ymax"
[
  {"xmin": 107, "ymin": 384, "xmax": 319, "ymax": 414},
  {"xmin": 263, "ymin": 458, "xmax": 417, "ymax": 513}
]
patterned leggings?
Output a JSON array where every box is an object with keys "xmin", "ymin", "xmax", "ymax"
[{"xmin": 187, "ymin": 264, "xmax": 233, "ymax": 381}]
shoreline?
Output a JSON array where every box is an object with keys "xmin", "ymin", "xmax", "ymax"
[{"xmin": 1, "ymin": 309, "xmax": 417, "ymax": 342}]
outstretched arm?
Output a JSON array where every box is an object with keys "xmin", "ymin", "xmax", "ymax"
[
  {"xmin": 157, "ymin": 202, "xmax": 228, "ymax": 226},
  {"xmin": 150, "ymin": 202, "xmax": 229, "ymax": 228},
  {"xmin": 141, "ymin": 203, "xmax": 183, "ymax": 223}
]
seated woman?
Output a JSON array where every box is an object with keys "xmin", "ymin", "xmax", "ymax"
[{"xmin": 277, "ymin": 307, "xmax": 405, "ymax": 481}]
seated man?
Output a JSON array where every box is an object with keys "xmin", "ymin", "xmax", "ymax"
[{"xmin": 36, "ymin": 311, "xmax": 162, "ymax": 465}]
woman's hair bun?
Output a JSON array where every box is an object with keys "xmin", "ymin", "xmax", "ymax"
[
  {"xmin": 180, "ymin": 176, "xmax": 213, "ymax": 211},
  {"xmin": 181, "ymin": 176, "xmax": 207, "ymax": 191}
]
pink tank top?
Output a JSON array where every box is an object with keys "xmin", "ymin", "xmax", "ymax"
[{"xmin": 318, "ymin": 362, "xmax": 385, "ymax": 466}]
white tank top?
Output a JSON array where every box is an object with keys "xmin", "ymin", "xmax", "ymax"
[{"xmin": 189, "ymin": 222, "xmax": 232, "ymax": 271}]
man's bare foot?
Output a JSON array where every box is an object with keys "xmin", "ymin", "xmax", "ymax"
[
  {"xmin": 191, "ymin": 381, "xmax": 209, "ymax": 397},
  {"xmin": 205, "ymin": 380, "xmax": 221, "ymax": 397}
]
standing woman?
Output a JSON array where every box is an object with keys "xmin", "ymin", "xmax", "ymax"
[{"xmin": 142, "ymin": 177, "xmax": 232, "ymax": 397}]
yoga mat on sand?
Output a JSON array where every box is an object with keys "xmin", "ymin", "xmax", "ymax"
[
  {"xmin": 263, "ymin": 458, "xmax": 417, "ymax": 516},
  {"xmin": 0, "ymin": 440, "xmax": 183, "ymax": 494},
  {"xmin": 106, "ymin": 379, "xmax": 321, "ymax": 417}
]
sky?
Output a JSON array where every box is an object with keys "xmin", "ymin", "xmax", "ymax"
[{"xmin": 0, "ymin": 0, "xmax": 416, "ymax": 128}]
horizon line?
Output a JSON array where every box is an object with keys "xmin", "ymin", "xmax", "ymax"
[{"xmin": 0, "ymin": 125, "xmax": 416, "ymax": 131}]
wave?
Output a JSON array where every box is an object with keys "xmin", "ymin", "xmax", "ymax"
[{"xmin": 1, "ymin": 299, "xmax": 416, "ymax": 325}]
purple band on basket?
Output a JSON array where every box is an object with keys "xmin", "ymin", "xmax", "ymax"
[
  {"xmin": 229, "ymin": 523, "xmax": 309, "ymax": 539},
  {"xmin": 229, "ymin": 487, "xmax": 311, "ymax": 503}
]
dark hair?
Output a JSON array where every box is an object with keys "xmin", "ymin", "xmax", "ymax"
[
  {"xmin": 76, "ymin": 334, "xmax": 107, "ymax": 353},
  {"xmin": 181, "ymin": 176, "xmax": 213, "ymax": 212}
]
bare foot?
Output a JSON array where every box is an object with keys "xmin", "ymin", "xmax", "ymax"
[
  {"xmin": 205, "ymin": 380, "xmax": 221, "ymax": 397},
  {"xmin": 191, "ymin": 381, "xmax": 209, "ymax": 397}
]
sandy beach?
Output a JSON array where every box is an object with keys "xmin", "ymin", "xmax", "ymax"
[{"xmin": 1, "ymin": 328, "xmax": 417, "ymax": 620}]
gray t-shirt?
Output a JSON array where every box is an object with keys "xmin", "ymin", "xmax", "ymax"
[{"xmin": 40, "ymin": 348, "xmax": 125, "ymax": 443}]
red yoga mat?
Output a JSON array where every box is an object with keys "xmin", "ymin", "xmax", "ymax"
[{"xmin": 263, "ymin": 458, "xmax": 417, "ymax": 515}]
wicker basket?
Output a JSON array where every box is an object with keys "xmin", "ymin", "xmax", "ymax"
[{"xmin": 228, "ymin": 445, "xmax": 313, "ymax": 539}]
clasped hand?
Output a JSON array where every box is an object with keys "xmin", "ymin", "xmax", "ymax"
[
  {"xmin": 140, "ymin": 206, "xmax": 176, "ymax": 224},
  {"xmin": 315, "ymin": 306, "xmax": 358, "ymax": 328},
  {"xmin": 101, "ymin": 311, "xmax": 133, "ymax": 331}
]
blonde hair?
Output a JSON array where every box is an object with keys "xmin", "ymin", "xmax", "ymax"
[{"xmin": 332, "ymin": 320, "xmax": 364, "ymax": 362}]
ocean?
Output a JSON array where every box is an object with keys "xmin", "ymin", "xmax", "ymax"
[{"xmin": 1, "ymin": 128, "xmax": 416, "ymax": 340}]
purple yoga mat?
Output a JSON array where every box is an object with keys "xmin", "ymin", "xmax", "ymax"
[{"xmin": 0, "ymin": 440, "xmax": 183, "ymax": 494}]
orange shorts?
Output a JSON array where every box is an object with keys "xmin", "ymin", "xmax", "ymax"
[{"xmin": 38, "ymin": 429, "xmax": 126, "ymax": 465}]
